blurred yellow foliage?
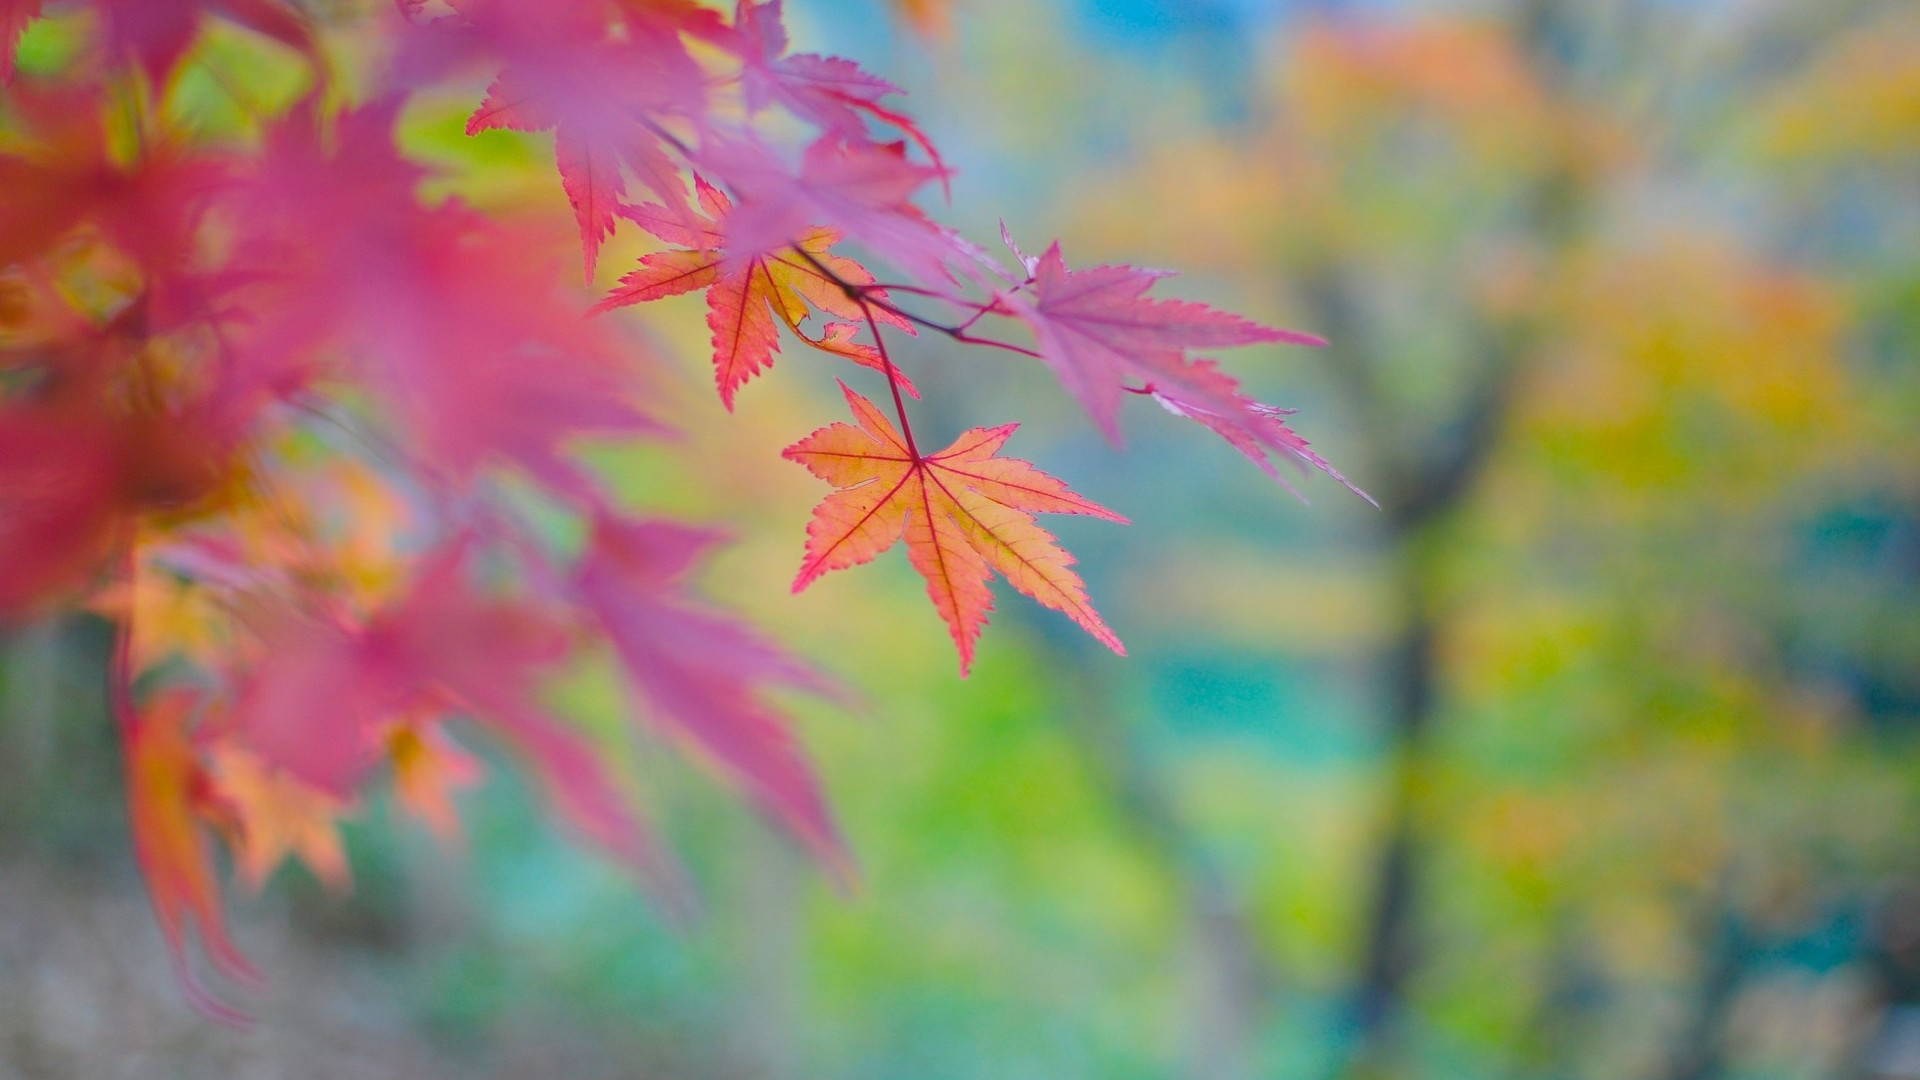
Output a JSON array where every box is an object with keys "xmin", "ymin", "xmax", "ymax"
[
  {"xmin": 1527, "ymin": 236, "xmax": 1855, "ymax": 500},
  {"xmin": 1751, "ymin": 9, "xmax": 1920, "ymax": 162}
]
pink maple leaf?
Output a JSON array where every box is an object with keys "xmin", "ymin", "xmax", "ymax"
[
  {"xmin": 1003, "ymin": 240, "xmax": 1326, "ymax": 444},
  {"xmin": 1145, "ymin": 360, "xmax": 1374, "ymax": 504},
  {"xmin": 455, "ymin": 0, "xmax": 708, "ymax": 278},
  {"xmin": 701, "ymin": 135, "xmax": 958, "ymax": 285},
  {"xmin": 226, "ymin": 543, "xmax": 684, "ymax": 895},
  {"xmin": 380, "ymin": 545, "xmax": 685, "ymax": 897},
  {"xmin": 730, "ymin": 0, "xmax": 946, "ymax": 182},
  {"xmin": 92, "ymin": 0, "xmax": 312, "ymax": 83},
  {"xmin": 1, "ymin": 0, "xmax": 40, "ymax": 82},
  {"xmin": 576, "ymin": 511, "xmax": 849, "ymax": 875}
]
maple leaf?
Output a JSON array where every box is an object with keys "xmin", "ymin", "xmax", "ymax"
[
  {"xmin": 385, "ymin": 721, "xmax": 483, "ymax": 842},
  {"xmin": 410, "ymin": 241, "xmax": 660, "ymax": 500},
  {"xmin": 124, "ymin": 689, "xmax": 260, "ymax": 1027},
  {"xmin": 208, "ymin": 743, "xmax": 354, "ymax": 892},
  {"xmin": 1003, "ymin": 240, "xmax": 1327, "ymax": 444},
  {"xmin": 0, "ymin": 398, "xmax": 125, "ymax": 616},
  {"xmin": 700, "ymin": 135, "xmax": 959, "ymax": 286},
  {"xmin": 731, "ymin": 0, "xmax": 946, "ymax": 182},
  {"xmin": 1, "ymin": 0, "xmax": 39, "ymax": 82},
  {"xmin": 227, "ymin": 606, "xmax": 391, "ymax": 797},
  {"xmin": 0, "ymin": 85, "xmax": 233, "ymax": 286},
  {"xmin": 244, "ymin": 101, "xmax": 423, "ymax": 234},
  {"xmin": 1147, "ymin": 359, "xmax": 1376, "ymax": 504},
  {"xmin": 801, "ymin": 321, "xmax": 919, "ymax": 399},
  {"xmin": 0, "ymin": 325, "xmax": 261, "ymax": 617},
  {"xmin": 599, "ymin": 175, "xmax": 914, "ymax": 408},
  {"xmin": 90, "ymin": 555, "xmax": 227, "ymax": 669},
  {"xmin": 457, "ymin": 0, "xmax": 708, "ymax": 278},
  {"xmin": 93, "ymin": 0, "xmax": 313, "ymax": 83},
  {"xmin": 385, "ymin": 548, "xmax": 686, "ymax": 896},
  {"xmin": 235, "ymin": 108, "xmax": 661, "ymax": 498},
  {"xmin": 576, "ymin": 511, "xmax": 848, "ymax": 871},
  {"xmin": 784, "ymin": 381, "xmax": 1126, "ymax": 675},
  {"xmin": 225, "ymin": 544, "xmax": 682, "ymax": 895}
]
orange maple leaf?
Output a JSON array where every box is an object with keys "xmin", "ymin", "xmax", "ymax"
[
  {"xmin": 385, "ymin": 721, "xmax": 483, "ymax": 843},
  {"xmin": 596, "ymin": 176, "xmax": 915, "ymax": 408},
  {"xmin": 124, "ymin": 690, "xmax": 259, "ymax": 1025},
  {"xmin": 208, "ymin": 743, "xmax": 354, "ymax": 892},
  {"xmin": 784, "ymin": 381, "xmax": 1127, "ymax": 674}
]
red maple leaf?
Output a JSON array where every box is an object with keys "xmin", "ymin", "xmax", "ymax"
[
  {"xmin": 234, "ymin": 107, "xmax": 660, "ymax": 498},
  {"xmin": 0, "ymin": 85, "xmax": 233, "ymax": 294},
  {"xmin": 225, "ymin": 606, "xmax": 383, "ymax": 798},
  {"xmin": 784, "ymin": 381, "xmax": 1126, "ymax": 675},
  {"xmin": 1004, "ymin": 240, "xmax": 1327, "ymax": 444},
  {"xmin": 597, "ymin": 175, "xmax": 915, "ymax": 408},
  {"xmin": 0, "ymin": 322, "xmax": 261, "ymax": 618},
  {"xmin": 0, "ymin": 423, "xmax": 121, "ymax": 615},
  {"xmin": 358, "ymin": 224, "xmax": 660, "ymax": 496}
]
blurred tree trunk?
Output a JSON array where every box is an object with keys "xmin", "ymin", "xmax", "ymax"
[
  {"xmin": 1506, "ymin": 912, "xmax": 1604, "ymax": 1080},
  {"xmin": 1302, "ymin": 2, "xmax": 1591, "ymax": 1068},
  {"xmin": 1658, "ymin": 877, "xmax": 1747, "ymax": 1080},
  {"xmin": 1846, "ymin": 880, "xmax": 1920, "ymax": 1080},
  {"xmin": 1328, "ymin": 393, "xmax": 1513, "ymax": 1076},
  {"xmin": 1347, "ymin": 541, "xmax": 1442, "ymax": 1072},
  {"xmin": 1301, "ymin": 0, "xmax": 1905, "ymax": 1070}
]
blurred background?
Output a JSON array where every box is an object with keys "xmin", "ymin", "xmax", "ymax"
[{"xmin": 4, "ymin": 0, "xmax": 1919, "ymax": 1077}]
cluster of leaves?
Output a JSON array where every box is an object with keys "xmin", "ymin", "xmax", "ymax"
[{"xmin": 0, "ymin": 0, "xmax": 1357, "ymax": 1019}]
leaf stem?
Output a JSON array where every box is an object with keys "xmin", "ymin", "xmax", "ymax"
[
  {"xmin": 858, "ymin": 299, "xmax": 920, "ymax": 460},
  {"xmin": 855, "ymin": 280, "xmax": 949, "ymax": 298},
  {"xmin": 779, "ymin": 248, "xmax": 1043, "ymax": 360}
]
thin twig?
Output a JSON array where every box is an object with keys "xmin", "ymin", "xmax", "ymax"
[{"xmin": 779, "ymin": 247, "xmax": 1044, "ymax": 360}]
